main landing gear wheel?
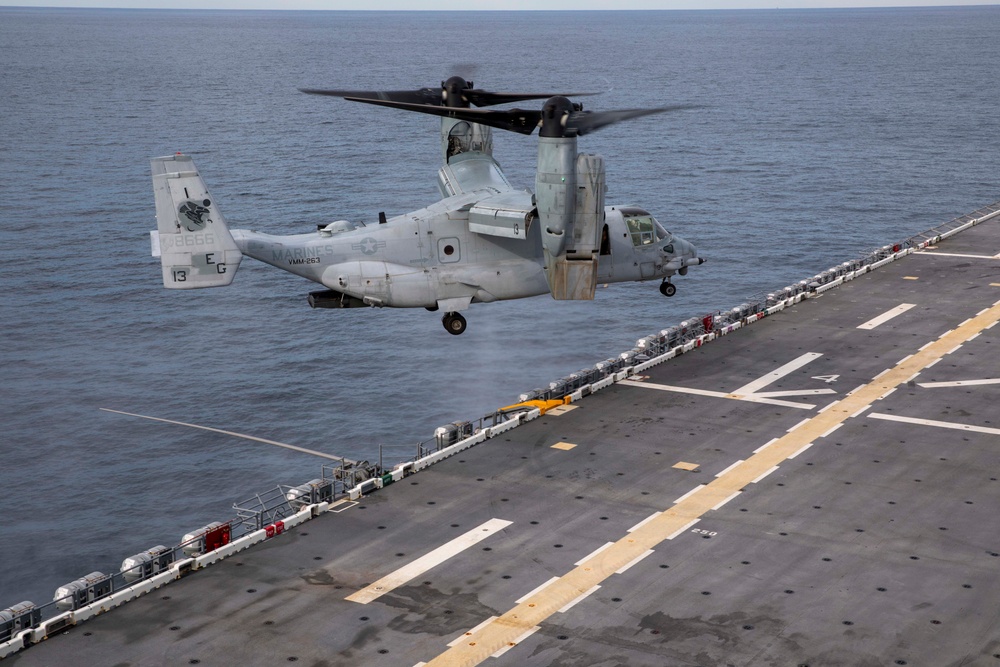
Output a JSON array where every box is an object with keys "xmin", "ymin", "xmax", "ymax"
[
  {"xmin": 659, "ymin": 281, "xmax": 677, "ymax": 297},
  {"xmin": 442, "ymin": 311, "xmax": 467, "ymax": 335}
]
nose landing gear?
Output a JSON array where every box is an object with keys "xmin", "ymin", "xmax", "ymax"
[
  {"xmin": 659, "ymin": 280, "xmax": 677, "ymax": 297},
  {"xmin": 442, "ymin": 311, "xmax": 467, "ymax": 335}
]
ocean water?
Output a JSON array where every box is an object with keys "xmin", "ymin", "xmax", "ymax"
[{"xmin": 1, "ymin": 6, "xmax": 998, "ymax": 607}]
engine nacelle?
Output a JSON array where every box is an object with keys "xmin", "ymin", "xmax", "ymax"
[{"xmin": 536, "ymin": 136, "xmax": 605, "ymax": 300}]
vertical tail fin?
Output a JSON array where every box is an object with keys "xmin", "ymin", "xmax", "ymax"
[{"xmin": 150, "ymin": 154, "xmax": 242, "ymax": 289}]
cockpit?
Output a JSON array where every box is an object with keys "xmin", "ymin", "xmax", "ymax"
[
  {"xmin": 447, "ymin": 122, "xmax": 473, "ymax": 159},
  {"xmin": 621, "ymin": 207, "xmax": 672, "ymax": 247},
  {"xmin": 445, "ymin": 120, "xmax": 493, "ymax": 161}
]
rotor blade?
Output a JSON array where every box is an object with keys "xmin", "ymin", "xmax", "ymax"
[
  {"xmin": 299, "ymin": 87, "xmax": 442, "ymax": 105},
  {"xmin": 343, "ymin": 97, "xmax": 543, "ymax": 135},
  {"xmin": 300, "ymin": 86, "xmax": 598, "ymax": 108},
  {"xmin": 568, "ymin": 104, "xmax": 703, "ymax": 136},
  {"xmin": 467, "ymin": 90, "xmax": 599, "ymax": 107}
]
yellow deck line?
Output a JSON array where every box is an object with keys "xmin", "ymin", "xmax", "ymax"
[{"xmin": 421, "ymin": 299, "xmax": 1000, "ymax": 667}]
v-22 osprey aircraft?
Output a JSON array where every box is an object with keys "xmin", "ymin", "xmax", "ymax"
[{"xmin": 149, "ymin": 77, "xmax": 705, "ymax": 334}]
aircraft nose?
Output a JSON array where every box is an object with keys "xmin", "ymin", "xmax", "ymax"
[
  {"xmin": 666, "ymin": 235, "xmax": 696, "ymax": 258},
  {"xmin": 662, "ymin": 235, "xmax": 705, "ymax": 273}
]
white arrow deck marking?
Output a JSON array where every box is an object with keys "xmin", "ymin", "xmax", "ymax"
[
  {"xmin": 622, "ymin": 353, "xmax": 829, "ymax": 410},
  {"xmin": 917, "ymin": 378, "xmax": 1000, "ymax": 388},
  {"xmin": 751, "ymin": 388, "xmax": 837, "ymax": 398},
  {"xmin": 917, "ymin": 250, "xmax": 1000, "ymax": 259},
  {"xmin": 619, "ymin": 380, "xmax": 818, "ymax": 410},
  {"xmin": 347, "ymin": 518, "xmax": 512, "ymax": 604},
  {"xmin": 857, "ymin": 303, "xmax": 917, "ymax": 330},
  {"xmin": 732, "ymin": 352, "xmax": 824, "ymax": 395},
  {"xmin": 868, "ymin": 413, "xmax": 1000, "ymax": 437}
]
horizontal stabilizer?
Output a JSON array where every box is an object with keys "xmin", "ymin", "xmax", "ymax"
[{"xmin": 150, "ymin": 154, "xmax": 242, "ymax": 289}]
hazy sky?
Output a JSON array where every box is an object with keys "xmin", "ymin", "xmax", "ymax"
[{"xmin": 2, "ymin": 1, "xmax": 997, "ymax": 9}]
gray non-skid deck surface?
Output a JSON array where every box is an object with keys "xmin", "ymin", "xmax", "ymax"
[{"xmin": 14, "ymin": 219, "xmax": 1000, "ymax": 666}]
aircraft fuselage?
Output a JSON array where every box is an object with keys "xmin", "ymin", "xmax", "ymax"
[{"xmin": 232, "ymin": 188, "xmax": 698, "ymax": 311}]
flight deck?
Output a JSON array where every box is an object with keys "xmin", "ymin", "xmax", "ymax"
[{"xmin": 5, "ymin": 207, "xmax": 1000, "ymax": 666}]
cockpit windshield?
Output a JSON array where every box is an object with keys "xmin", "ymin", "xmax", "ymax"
[
  {"xmin": 654, "ymin": 219, "xmax": 672, "ymax": 242},
  {"xmin": 447, "ymin": 121, "xmax": 473, "ymax": 159},
  {"xmin": 622, "ymin": 208, "xmax": 672, "ymax": 247}
]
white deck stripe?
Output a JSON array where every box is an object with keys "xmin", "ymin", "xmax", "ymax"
[
  {"xmin": 558, "ymin": 585, "xmax": 601, "ymax": 612},
  {"xmin": 673, "ymin": 486, "xmax": 704, "ymax": 504},
  {"xmin": 711, "ymin": 491, "xmax": 741, "ymax": 510},
  {"xmin": 787, "ymin": 418, "xmax": 811, "ymax": 433},
  {"xmin": 732, "ymin": 353, "xmax": 824, "ymax": 395},
  {"xmin": 490, "ymin": 626, "xmax": 540, "ymax": 658},
  {"xmin": 857, "ymin": 303, "xmax": 916, "ymax": 330},
  {"xmin": 787, "ymin": 442, "xmax": 814, "ymax": 459},
  {"xmin": 751, "ymin": 388, "xmax": 837, "ymax": 398},
  {"xmin": 618, "ymin": 380, "xmax": 724, "ymax": 399},
  {"xmin": 627, "ymin": 512, "xmax": 662, "ymax": 533},
  {"xmin": 615, "ymin": 550, "xmax": 654, "ymax": 574},
  {"xmin": 448, "ymin": 617, "xmax": 499, "ymax": 647},
  {"xmin": 666, "ymin": 519, "xmax": 700, "ymax": 540},
  {"xmin": 916, "ymin": 250, "xmax": 1000, "ymax": 259},
  {"xmin": 868, "ymin": 413, "xmax": 1000, "ymax": 436},
  {"xmin": 715, "ymin": 460, "xmax": 745, "ymax": 477},
  {"xmin": 732, "ymin": 394, "xmax": 817, "ymax": 409},
  {"xmin": 751, "ymin": 466, "xmax": 779, "ymax": 484},
  {"xmin": 819, "ymin": 423, "xmax": 843, "ymax": 438},
  {"xmin": 575, "ymin": 542, "xmax": 615, "ymax": 566},
  {"xmin": 818, "ymin": 399, "xmax": 840, "ymax": 414},
  {"xmin": 851, "ymin": 404, "xmax": 871, "ymax": 419},
  {"xmin": 753, "ymin": 438, "xmax": 779, "ymax": 454},
  {"xmin": 515, "ymin": 577, "xmax": 560, "ymax": 604},
  {"xmin": 918, "ymin": 378, "xmax": 1000, "ymax": 388},
  {"xmin": 347, "ymin": 518, "xmax": 513, "ymax": 604}
]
